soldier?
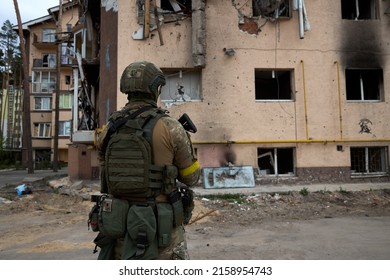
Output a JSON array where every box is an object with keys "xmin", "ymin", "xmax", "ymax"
[{"xmin": 94, "ymin": 61, "xmax": 200, "ymax": 260}]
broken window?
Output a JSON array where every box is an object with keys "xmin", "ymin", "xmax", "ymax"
[
  {"xmin": 61, "ymin": 43, "xmax": 73, "ymax": 65},
  {"xmin": 161, "ymin": 0, "xmax": 192, "ymax": 14},
  {"xmin": 35, "ymin": 149, "xmax": 51, "ymax": 162},
  {"xmin": 341, "ymin": 0, "xmax": 378, "ymax": 20},
  {"xmin": 257, "ymin": 148, "xmax": 295, "ymax": 175},
  {"xmin": 345, "ymin": 68, "xmax": 383, "ymax": 101},
  {"xmin": 350, "ymin": 147, "xmax": 388, "ymax": 174},
  {"xmin": 253, "ymin": 0, "xmax": 291, "ymax": 18},
  {"xmin": 160, "ymin": 69, "xmax": 201, "ymax": 102},
  {"xmin": 42, "ymin": 54, "xmax": 56, "ymax": 68},
  {"xmin": 33, "ymin": 123, "xmax": 52, "ymax": 138},
  {"xmin": 255, "ymin": 69, "xmax": 293, "ymax": 100}
]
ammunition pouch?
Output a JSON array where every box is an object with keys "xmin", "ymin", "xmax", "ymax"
[
  {"xmin": 162, "ymin": 165, "xmax": 178, "ymax": 194},
  {"xmin": 122, "ymin": 204, "xmax": 159, "ymax": 259},
  {"xmin": 156, "ymin": 203, "xmax": 173, "ymax": 247},
  {"xmin": 98, "ymin": 197, "xmax": 129, "ymax": 239}
]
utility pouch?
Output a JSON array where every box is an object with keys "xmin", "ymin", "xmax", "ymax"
[
  {"xmin": 162, "ymin": 165, "xmax": 178, "ymax": 194},
  {"xmin": 99, "ymin": 197, "xmax": 129, "ymax": 238},
  {"xmin": 88, "ymin": 204, "xmax": 100, "ymax": 232},
  {"xmin": 93, "ymin": 232, "xmax": 116, "ymax": 260},
  {"xmin": 156, "ymin": 203, "xmax": 173, "ymax": 247},
  {"xmin": 122, "ymin": 204, "xmax": 158, "ymax": 260},
  {"xmin": 169, "ymin": 191, "xmax": 184, "ymax": 227}
]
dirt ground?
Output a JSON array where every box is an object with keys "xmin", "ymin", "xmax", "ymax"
[{"xmin": 1, "ymin": 177, "xmax": 390, "ymax": 259}]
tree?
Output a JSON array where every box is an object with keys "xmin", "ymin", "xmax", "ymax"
[
  {"xmin": 0, "ymin": 20, "xmax": 20, "ymax": 146},
  {"xmin": 52, "ymin": 0, "xmax": 63, "ymax": 172},
  {"xmin": 13, "ymin": 0, "xmax": 34, "ymax": 173}
]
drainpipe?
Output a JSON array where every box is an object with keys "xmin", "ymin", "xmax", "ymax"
[
  {"xmin": 301, "ymin": 60, "xmax": 309, "ymax": 140},
  {"xmin": 298, "ymin": 0, "xmax": 304, "ymax": 39},
  {"xmin": 334, "ymin": 61, "xmax": 343, "ymax": 140}
]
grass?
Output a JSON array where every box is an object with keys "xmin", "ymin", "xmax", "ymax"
[
  {"xmin": 202, "ymin": 193, "xmax": 249, "ymax": 204},
  {"xmin": 299, "ymin": 187, "xmax": 309, "ymax": 196}
]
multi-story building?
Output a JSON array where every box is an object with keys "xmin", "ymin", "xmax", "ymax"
[
  {"xmin": 19, "ymin": 1, "xmax": 78, "ymax": 166},
  {"xmin": 69, "ymin": 0, "xmax": 390, "ymax": 185}
]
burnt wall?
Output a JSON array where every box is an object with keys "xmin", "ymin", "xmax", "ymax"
[
  {"xmin": 340, "ymin": 20, "xmax": 384, "ymax": 69},
  {"xmin": 255, "ymin": 167, "xmax": 389, "ymax": 185}
]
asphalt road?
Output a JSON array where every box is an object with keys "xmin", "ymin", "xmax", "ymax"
[{"xmin": 0, "ymin": 168, "xmax": 68, "ymax": 189}]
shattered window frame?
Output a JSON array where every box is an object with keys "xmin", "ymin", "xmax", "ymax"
[
  {"xmin": 160, "ymin": 69, "xmax": 202, "ymax": 102},
  {"xmin": 42, "ymin": 53, "xmax": 56, "ymax": 68},
  {"xmin": 345, "ymin": 68, "xmax": 383, "ymax": 102},
  {"xmin": 350, "ymin": 146, "xmax": 388, "ymax": 175},
  {"xmin": 257, "ymin": 147, "xmax": 295, "ymax": 176},
  {"xmin": 160, "ymin": 0, "xmax": 192, "ymax": 14},
  {"xmin": 255, "ymin": 69, "xmax": 294, "ymax": 101},
  {"xmin": 341, "ymin": 0, "xmax": 379, "ymax": 20},
  {"xmin": 252, "ymin": 0, "xmax": 291, "ymax": 19},
  {"xmin": 33, "ymin": 122, "xmax": 52, "ymax": 138}
]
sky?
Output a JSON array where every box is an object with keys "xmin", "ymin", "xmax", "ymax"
[{"xmin": 0, "ymin": 0, "xmax": 60, "ymax": 27}]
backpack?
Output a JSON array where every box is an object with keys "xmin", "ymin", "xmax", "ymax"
[{"xmin": 101, "ymin": 106, "xmax": 167, "ymax": 198}]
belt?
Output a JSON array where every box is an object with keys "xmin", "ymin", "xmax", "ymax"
[{"xmin": 115, "ymin": 194, "xmax": 169, "ymax": 203}]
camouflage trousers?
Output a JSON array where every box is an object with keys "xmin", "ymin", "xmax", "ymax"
[{"xmin": 114, "ymin": 225, "xmax": 189, "ymax": 260}]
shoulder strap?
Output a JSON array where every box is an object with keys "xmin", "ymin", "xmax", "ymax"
[{"xmin": 100, "ymin": 105, "xmax": 153, "ymax": 153}]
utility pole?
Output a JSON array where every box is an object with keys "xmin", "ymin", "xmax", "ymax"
[
  {"xmin": 53, "ymin": 0, "xmax": 63, "ymax": 172},
  {"xmin": 13, "ymin": 0, "xmax": 34, "ymax": 173}
]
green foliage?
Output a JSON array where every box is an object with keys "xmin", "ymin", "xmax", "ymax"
[
  {"xmin": 299, "ymin": 187, "xmax": 309, "ymax": 196},
  {"xmin": 203, "ymin": 193, "xmax": 248, "ymax": 204},
  {"xmin": 338, "ymin": 187, "xmax": 350, "ymax": 194}
]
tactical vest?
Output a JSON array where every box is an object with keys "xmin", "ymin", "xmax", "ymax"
[{"xmin": 101, "ymin": 106, "xmax": 174, "ymax": 198}]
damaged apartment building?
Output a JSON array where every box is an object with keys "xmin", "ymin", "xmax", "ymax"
[{"xmin": 68, "ymin": 0, "xmax": 390, "ymax": 186}]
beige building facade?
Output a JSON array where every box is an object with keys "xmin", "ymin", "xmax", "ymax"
[
  {"xmin": 21, "ymin": 2, "xmax": 78, "ymax": 166},
  {"xmin": 70, "ymin": 0, "xmax": 390, "ymax": 184}
]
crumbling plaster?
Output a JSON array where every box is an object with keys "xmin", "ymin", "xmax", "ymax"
[{"xmin": 110, "ymin": 0, "xmax": 390, "ymax": 172}]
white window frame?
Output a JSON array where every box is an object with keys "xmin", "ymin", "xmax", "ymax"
[
  {"xmin": 34, "ymin": 123, "xmax": 52, "ymax": 138},
  {"xmin": 59, "ymin": 121, "xmax": 71, "ymax": 136},
  {"xmin": 59, "ymin": 93, "xmax": 73, "ymax": 109},
  {"xmin": 160, "ymin": 70, "xmax": 201, "ymax": 102},
  {"xmin": 32, "ymin": 71, "xmax": 56, "ymax": 94},
  {"xmin": 34, "ymin": 97, "xmax": 52, "ymax": 110},
  {"xmin": 42, "ymin": 28, "xmax": 56, "ymax": 43},
  {"xmin": 350, "ymin": 146, "xmax": 388, "ymax": 175}
]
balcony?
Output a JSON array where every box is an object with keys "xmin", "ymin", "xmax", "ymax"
[{"xmin": 32, "ymin": 33, "xmax": 57, "ymax": 49}]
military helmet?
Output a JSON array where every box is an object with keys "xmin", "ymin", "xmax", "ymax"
[{"xmin": 120, "ymin": 61, "xmax": 166, "ymax": 99}]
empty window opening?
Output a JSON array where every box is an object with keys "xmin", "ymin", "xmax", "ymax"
[
  {"xmin": 42, "ymin": 54, "xmax": 56, "ymax": 68},
  {"xmin": 257, "ymin": 148, "xmax": 295, "ymax": 175},
  {"xmin": 253, "ymin": 0, "xmax": 291, "ymax": 18},
  {"xmin": 160, "ymin": 69, "xmax": 201, "ymax": 102},
  {"xmin": 350, "ymin": 147, "xmax": 388, "ymax": 174},
  {"xmin": 255, "ymin": 69, "xmax": 293, "ymax": 100},
  {"xmin": 35, "ymin": 149, "xmax": 51, "ymax": 163},
  {"xmin": 341, "ymin": 0, "xmax": 378, "ymax": 20},
  {"xmin": 161, "ymin": 0, "xmax": 192, "ymax": 14},
  {"xmin": 345, "ymin": 68, "xmax": 383, "ymax": 101}
]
